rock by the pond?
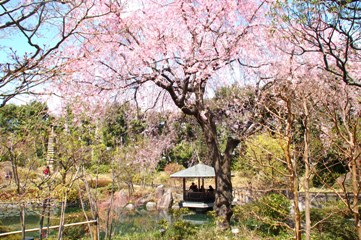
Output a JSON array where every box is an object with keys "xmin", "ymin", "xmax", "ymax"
[
  {"xmin": 137, "ymin": 193, "xmax": 154, "ymax": 206},
  {"xmin": 146, "ymin": 201, "xmax": 157, "ymax": 211},
  {"xmin": 113, "ymin": 190, "xmax": 128, "ymax": 209},
  {"xmin": 125, "ymin": 203, "xmax": 135, "ymax": 211},
  {"xmin": 155, "ymin": 185, "xmax": 165, "ymax": 200},
  {"xmin": 173, "ymin": 193, "xmax": 183, "ymax": 202},
  {"xmin": 98, "ymin": 190, "xmax": 128, "ymax": 216},
  {"xmin": 171, "ymin": 204, "xmax": 180, "ymax": 210},
  {"xmin": 157, "ymin": 188, "xmax": 173, "ymax": 210}
]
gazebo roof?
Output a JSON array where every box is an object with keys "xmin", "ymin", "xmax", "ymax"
[{"xmin": 170, "ymin": 163, "xmax": 215, "ymax": 178}]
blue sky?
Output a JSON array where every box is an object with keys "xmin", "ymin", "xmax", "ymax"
[{"xmin": 0, "ymin": 1, "xmax": 63, "ymax": 109}]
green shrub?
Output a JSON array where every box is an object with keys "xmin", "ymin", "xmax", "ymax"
[
  {"xmin": 233, "ymin": 193, "xmax": 290, "ymax": 237},
  {"xmin": 61, "ymin": 212, "xmax": 89, "ymax": 240},
  {"xmin": 307, "ymin": 201, "xmax": 357, "ymax": 240},
  {"xmin": 52, "ymin": 184, "xmax": 82, "ymax": 203},
  {"xmin": 88, "ymin": 164, "xmax": 111, "ymax": 174},
  {"xmin": 105, "ymin": 182, "xmax": 119, "ymax": 193},
  {"xmin": 112, "ymin": 229, "xmax": 163, "ymax": 240},
  {"xmin": 164, "ymin": 220, "xmax": 197, "ymax": 240},
  {"xmin": 157, "ymin": 208, "xmax": 196, "ymax": 240}
]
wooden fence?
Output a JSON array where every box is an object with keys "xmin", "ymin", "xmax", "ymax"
[
  {"xmin": 232, "ymin": 187, "xmax": 361, "ymax": 206},
  {"xmin": 0, "ymin": 219, "xmax": 98, "ymax": 239}
]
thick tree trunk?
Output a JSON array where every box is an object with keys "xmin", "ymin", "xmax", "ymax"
[
  {"xmin": 195, "ymin": 110, "xmax": 239, "ymax": 229},
  {"xmin": 217, "ymin": 137, "xmax": 241, "ymax": 228},
  {"xmin": 213, "ymin": 141, "xmax": 233, "ymax": 229}
]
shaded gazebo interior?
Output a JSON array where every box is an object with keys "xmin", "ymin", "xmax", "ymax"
[{"xmin": 170, "ymin": 163, "xmax": 216, "ymax": 205}]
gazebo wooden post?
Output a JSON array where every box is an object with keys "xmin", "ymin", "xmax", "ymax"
[
  {"xmin": 215, "ymin": 176, "xmax": 217, "ymax": 190},
  {"xmin": 183, "ymin": 178, "xmax": 186, "ymax": 200},
  {"xmin": 198, "ymin": 178, "xmax": 200, "ymax": 189}
]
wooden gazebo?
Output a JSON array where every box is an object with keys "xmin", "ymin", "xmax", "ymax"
[{"xmin": 170, "ymin": 163, "xmax": 216, "ymax": 209}]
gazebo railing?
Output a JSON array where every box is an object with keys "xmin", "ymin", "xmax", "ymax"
[{"xmin": 184, "ymin": 191, "xmax": 215, "ymax": 203}]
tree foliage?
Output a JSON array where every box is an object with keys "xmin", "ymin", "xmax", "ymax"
[
  {"xmin": 0, "ymin": 0, "xmax": 116, "ymax": 106},
  {"xmin": 272, "ymin": 0, "xmax": 361, "ymax": 87}
]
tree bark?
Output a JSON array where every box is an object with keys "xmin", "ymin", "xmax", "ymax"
[
  {"xmin": 304, "ymin": 150, "xmax": 311, "ymax": 240},
  {"xmin": 303, "ymin": 99, "xmax": 311, "ymax": 240},
  {"xmin": 284, "ymin": 136, "xmax": 302, "ymax": 240},
  {"xmin": 284, "ymin": 99, "xmax": 301, "ymax": 240},
  {"xmin": 39, "ymin": 198, "xmax": 49, "ymax": 240},
  {"xmin": 351, "ymin": 156, "xmax": 361, "ymax": 240},
  {"xmin": 195, "ymin": 110, "xmax": 239, "ymax": 229},
  {"xmin": 285, "ymin": 142, "xmax": 301, "ymax": 240}
]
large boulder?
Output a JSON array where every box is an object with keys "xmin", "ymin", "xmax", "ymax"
[
  {"xmin": 136, "ymin": 193, "xmax": 154, "ymax": 206},
  {"xmin": 146, "ymin": 201, "xmax": 157, "ymax": 211},
  {"xmin": 155, "ymin": 185, "xmax": 165, "ymax": 200},
  {"xmin": 173, "ymin": 193, "xmax": 183, "ymax": 202},
  {"xmin": 125, "ymin": 203, "xmax": 135, "ymax": 211},
  {"xmin": 171, "ymin": 204, "xmax": 180, "ymax": 210},
  {"xmin": 157, "ymin": 188, "xmax": 173, "ymax": 210},
  {"xmin": 98, "ymin": 190, "xmax": 128, "ymax": 214},
  {"xmin": 113, "ymin": 190, "xmax": 128, "ymax": 209}
]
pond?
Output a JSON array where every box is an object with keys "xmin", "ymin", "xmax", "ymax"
[
  {"xmin": 0, "ymin": 206, "xmax": 88, "ymax": 239},
  {"xmin": 110, "ymin": 208, "xmax": 212, "ymax": 237},
  {"xmin": 0, "ymin": 206, "xmax": 212, "ymax": 239}
]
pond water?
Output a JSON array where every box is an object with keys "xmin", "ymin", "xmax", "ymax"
[
  {"xmin": 0, "ymin": 206, "xmax": 86, "ymax": 239},
  {"xmin": 110, "ymin": 208, "xmax": 212, "ymax": 237},
  {"xmin": 0, "ymin": 206, "xmax": 212, "ymax": 239}
]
